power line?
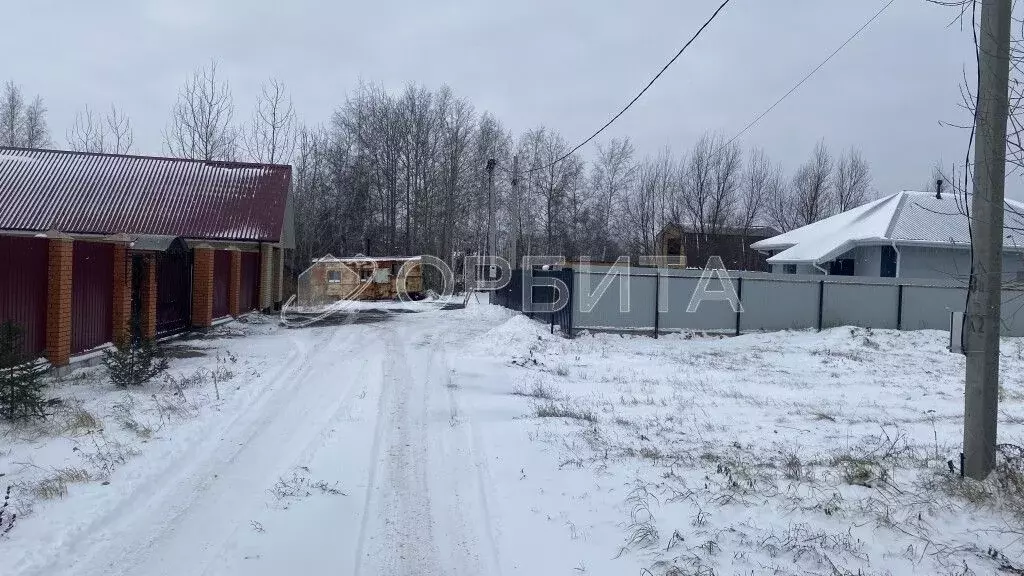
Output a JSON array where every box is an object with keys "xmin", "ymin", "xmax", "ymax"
[
  {"xmin": 724, "ymin": 0, "xmax": 896, "ymax": 148},
  {"xmin": 524, "ymin": 0, "xmax": 734, "ymax": 175}
]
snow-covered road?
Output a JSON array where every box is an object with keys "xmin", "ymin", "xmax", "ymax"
[{"xmin": 28, "ymin": 310, "xmax": 505, "ymax": 576}]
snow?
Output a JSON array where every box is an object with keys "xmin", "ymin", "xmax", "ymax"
[
  {"xmin": 756, "ymin": 191, "xmax": 1024, "ymax": 265},
  {"xmin": 2, "ymin": 304, "xmax": 1023, "ymax": 575},
  {"xmin": 0, "ymin": 154, "xmax": 36, "ymax": 163}
]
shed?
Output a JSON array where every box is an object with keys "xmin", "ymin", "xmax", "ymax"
[{"xmin": 300, "ymin": 255, "xmax": 424, "ymax": 304}]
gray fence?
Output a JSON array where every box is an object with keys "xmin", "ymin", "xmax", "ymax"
[{"xmin": 571, "ymin": 268, "xmax": 1024, "ymax": 337}]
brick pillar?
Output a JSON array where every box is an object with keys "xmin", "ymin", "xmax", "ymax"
[
  {"xmin": 140, "ymin": 255, "xmax": 157, "ymax": 340},
  {"xmin": 273, "ymin": 246, "xmax": 283, "ymax": 308},
  {"xmin": 228, "ymin": 249, "xmax": 241, "ymax": 316},
  {"xmin": 111, "ymin": 244, "xmax": 132, "ymax": 347},
  {"xmin": 259, "ymin": 243, "xmax": 274, "ymax": 311},
  {"xmin": 46, "ymin": 238, "xmax": 73, "ymax": 367},
  {"xmin": 191, "ymin": 246, "xmax": 214, "ymax": 328}
]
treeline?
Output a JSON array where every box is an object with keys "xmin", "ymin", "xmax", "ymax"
[{"xmin": 2, "ymin": 63, "xmax": 874, "ymax": 270}]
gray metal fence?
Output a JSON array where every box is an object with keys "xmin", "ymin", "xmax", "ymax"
[{"xmin": 571, "ymin": 268, "xmax": 1024, "ymax": 337}]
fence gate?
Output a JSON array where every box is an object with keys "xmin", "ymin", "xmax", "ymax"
[
  {"xmin": 240, "ymin": 252, "xmax": 260, "ymax": 311},
  {"xmin": 156, "ymin": 243, "xmax": 192, "ymax": 336},
  {"xmin": 72, "ymin": 242, "xmax": 114, "ymax": 354},
  {"xmin": 491, "ymin": 268, "xmax": 575, "ymax": 337}
]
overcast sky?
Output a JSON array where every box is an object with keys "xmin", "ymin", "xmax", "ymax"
[{"xmin": 1, "ymin": 0, "xmax": 993, "ymax": 198}]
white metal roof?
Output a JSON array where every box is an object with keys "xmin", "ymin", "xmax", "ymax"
[{"xmin": 751, "ymin": 191, "xmax": 1024, "ymax": 265}]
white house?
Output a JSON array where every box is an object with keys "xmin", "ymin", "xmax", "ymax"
[{"xmin": 751, "ymin": 190, "xmax": 1024, "ymax": 281}]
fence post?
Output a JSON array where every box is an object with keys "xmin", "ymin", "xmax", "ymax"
[
  {"xmin": 817, "ymin": 280, "xmax": 824, "ymax": 332},
  {"xmin": 653, "ymin": 271, "xmax": 661, "ymax": 339},
  {"xmin": 735, "ymin": 276, "xmax": 743, "ymax": 337},
  {"xmin": 896, "ymin": 284, "xmax": 904, "ymax": 330}
]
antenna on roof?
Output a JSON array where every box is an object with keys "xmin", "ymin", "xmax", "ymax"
[{"xmin": 936, "ymin": 179, "xmax": 944, "ymax": 200}]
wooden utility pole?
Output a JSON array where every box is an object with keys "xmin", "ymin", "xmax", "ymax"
[
  {"xmin": 964, "ymin": 0, "xmax": 1013, "ymax": 480},
  {"xmin": 510, "ymin": 155, "xmax": 520, "ymax": 269}
]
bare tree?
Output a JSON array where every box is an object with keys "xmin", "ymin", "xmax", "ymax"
[
  {"xmin": 0, "ymin": 81, "xmax": 50, "ymax": 148},
  {"xmin": 0, "ymin": 81, "xmax": 25, "ymax": 147},
  {"xmin": 591, "ymin": 137, "xmax": 636, "ymax": 259},
  {"xmin": 243, "ymin": 79, "xmax": 297, "ymax": 164},
  {"xmin": 67, "ymin": 104, "xmax": 133, "ymax": 154},
  {"xmin": 834, "ymin": 148, "xmax": 871, "ymax": 211},
  {"xmin": 164, "ymin": 61, "xmax": 237, "ymax": 161},
  {"xmin": 624, "ymin": 148, "xmax": 676, "ymax": 256},
  {"xmin": 790, "ymin": 140, "xmax": 835, "ymax": 227}
]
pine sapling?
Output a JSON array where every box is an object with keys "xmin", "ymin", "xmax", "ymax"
[
  {"xmin": 103, "ymin": 317, "xmax": 169, "ymax": 388},
  {"xmin": 0, "ymin": 321, "xmax": 51, "ymax": 421}
]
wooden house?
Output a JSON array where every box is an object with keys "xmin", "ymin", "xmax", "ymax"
[{"xmin": 303, "ymin": 255, "xmax": 424, "ymax": 303}]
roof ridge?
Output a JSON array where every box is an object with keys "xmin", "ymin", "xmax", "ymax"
[
  {"xmin": 0, "ymin": 146, "xmax": 292, "ymax": 170},
  {"xmin": 883, "ymin": 191, "xmax": 911, "ymax": 239}
]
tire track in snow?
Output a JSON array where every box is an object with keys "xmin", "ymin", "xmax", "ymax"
[{"xmin": 43, "ymin": 326, "xmax": 360, "ymax": 576}]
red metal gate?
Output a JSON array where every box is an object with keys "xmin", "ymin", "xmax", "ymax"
[
  {"xmin": 0, "ymin": 236, "xmax": 48, "ymax": 358},
  {"xmin": 72, "ymin": 242, "xmax": 114, "ymax": 354},
  {"xmin": 213, "ymin": 250, "xmax": 231, "ymax": 318},
  {"xmin": 240, "ymin": 252, "xmax": 260, "ymax": 312}
]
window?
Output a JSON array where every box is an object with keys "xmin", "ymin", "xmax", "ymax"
[
  {"xmin": 880, "ymin": 246, "xmax": 897, "ymax": 278},
  {"xmin": 829, "ymin": 258, "xmax": 855, "ymax": 276},
  {"xmin": 783, "ymin": 264, "xmax": 797, "ymax": 275},
  {"xmin": 666, "ymin": 237, "xmax": 681, "ymax": 256},
  {"xmin": 327, "ymin": 270, "xmax": 342, "ymax": 283},
  {"xmin": 359, "ymin": 268, "xmax": 372, "ymax": 282}
]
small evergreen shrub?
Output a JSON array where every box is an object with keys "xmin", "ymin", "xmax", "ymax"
[
  {"xmin": 103, "ymin": 324, "xmax": 168, "ymax": 388},
  {"xmin": 0, "ymin": 321, "xmax": 51, "ymax": 421}
]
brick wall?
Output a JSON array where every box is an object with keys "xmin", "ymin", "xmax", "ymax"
[
  {"xmin": 140, "ymin": 255, "xmax": 157, "ymax": 340},
  {"xmin": 192, "ymin": 246, "xmax": 214, "ymax": 327},
  {"xmin": 45, "ymin": 238, "xmax": 73, "ymax": 366},
  {"xmin": 111, "ymin": 244, "xmax": 132, "ymax": 347},
  {"xmin": 229, "ymin": 250, "xmax": 241, "ymax": 316}
]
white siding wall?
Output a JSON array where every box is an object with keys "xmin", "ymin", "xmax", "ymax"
[{"xmin": 770, "ymin": 245, "xmax": 1024, "ymax": 280}]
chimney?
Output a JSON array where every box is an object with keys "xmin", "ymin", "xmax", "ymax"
[{"xmin": 936, "ymin": 179, "xmax": 944, "ymax": 200}]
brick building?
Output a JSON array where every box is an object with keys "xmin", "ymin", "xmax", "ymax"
[{"xmin": 0, "ymin": 147, "xmax": 293, "ymax": 367}]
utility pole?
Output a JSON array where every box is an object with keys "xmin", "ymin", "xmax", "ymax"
[
  {"xmin": 510, "ymin": 154, "xmax": 520, "ymax": 270},
  {"xmin": 486, "ymin": 158, "xmax": 497, "ymax": 278},
  {"xmin": 964, "ymin": 0, "xmax": 1012, "ymax": 480}
]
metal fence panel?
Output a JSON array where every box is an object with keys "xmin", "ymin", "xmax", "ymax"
[
  {"xmin": 72, "ymin": 241, "xmax": 114, "ymax": 353},
  {"xmin": 740, "ymin": 278, "xmax": 819, "ymax": 331},
  {"xmin": 822, "ymin": 282, "xmax": 900, "ymax": 329},
  {"xmin": 658, "ymin": 275, "xmax": 735, "ymax": 332},
  {"xmin": 573, "ymin": 271, "xmax": 655, "ymax": 331},
  {"xmin": 0, "ymin": 236, "xmax": 48, "ymax": 357},
  {"xmin": 901, "ymin": 285, "xmax": 966, "ymax": 330},
  {"xmin": 1000, "ymin": 290, "xmax": 1024, "ymax": 335}
]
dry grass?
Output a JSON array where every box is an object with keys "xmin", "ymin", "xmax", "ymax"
[
  {"xmin": 30, "ymin": 467, "xmax": 93, "ymax": 500},
  {"xmin": 534, "ymin": 401, "xmax": 597, "ymax": 423}
]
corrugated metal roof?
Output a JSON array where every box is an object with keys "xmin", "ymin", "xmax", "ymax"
[
  {"xmin": 754, "ymin": 191, "xmax": 1024, "ymax": 265},
  {"xmin": 0, "ymin": 147, "xmax": 292, "ymax": 242}
]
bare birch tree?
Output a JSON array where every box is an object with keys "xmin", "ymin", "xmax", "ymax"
[
  {"xmin": 164, "ymin": 61, "xmax": 236, "ymax": 161},
  {"xmin": 0, "ymin": 81, "xmax": 50, "ymax": 148},
  {"xmin": 67, "ymin": 105, "xmax": 133, "ymax": 153},
  {"xmin": 243, "ymin": 79, "xmax": 297, "ymax": 164},
  {"xmin": 591, "ymin": 137, "xmax": 636, "ymax": 259}
]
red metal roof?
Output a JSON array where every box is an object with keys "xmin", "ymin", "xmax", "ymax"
[{"xmin": 0, "ymin": 147, "xmax": 292, "ymax": 242}]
